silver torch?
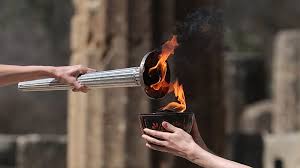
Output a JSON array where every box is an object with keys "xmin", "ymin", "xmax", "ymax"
[{"xmin": 18, "ymin": 50, "xmax": 170, "ymax": 99}]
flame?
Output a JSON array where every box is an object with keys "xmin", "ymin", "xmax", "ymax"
[
  {"xmin": 162, "ymin": 80, "xmax": 186, "ymax": 112},
  {"xmin": 149, "ymin": 35, "xmax": 187, "ymax": 112},
  {"xmin": 149, "ymin": 35, "xmax": 179, "ymax": 90}
]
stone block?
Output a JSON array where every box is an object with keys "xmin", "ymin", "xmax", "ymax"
[
  {"xmin": 16, "ymin": 135, "xmax": 66, "ymax": 168},
  {"xmin": 0, "ymin": 135, "xmax": 17, "ymax": 167},
  {"xmin": 264, "ymin": 132, "xmax": 300, "ymax": 168}
]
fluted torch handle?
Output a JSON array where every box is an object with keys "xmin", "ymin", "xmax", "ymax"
[{"xmin": 18, "ymin": 67, "xmax": 141, "ymax": 91}]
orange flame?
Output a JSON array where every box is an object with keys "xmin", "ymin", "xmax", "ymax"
[
  {"xmin": 162, "ymin": 80, "xmax": 186, "ymax": 112},
  {"xmin": 148, "ymin": 35, "xmax": 187, "ymax": 112},
  {"xmin": 149, "ymin": 35, "xmax": 179, "ymax": 90}
]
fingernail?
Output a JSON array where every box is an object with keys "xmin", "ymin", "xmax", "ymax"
[{"xmin": 162, "ymin": 122, "xmax": 168, "ymax": 128}]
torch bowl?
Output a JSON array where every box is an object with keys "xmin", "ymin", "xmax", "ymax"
[{"xmin": 139, "ymin": 112, "xmax": 194, "ymax": 133}]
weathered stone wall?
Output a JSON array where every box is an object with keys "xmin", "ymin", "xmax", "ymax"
[
  {"xmin": 16, "ymin": 135, "xmax": 66, "ymax": 168},
  {"xmin": 0, "ymin": 134, "xmax": 66, "ymax": 168},
  {"xmin": 0, "ymin": 135, "xmax": 16, "ymax": 167}
]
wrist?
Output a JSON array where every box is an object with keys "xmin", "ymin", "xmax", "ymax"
[
  {"xmin": 187, "ymin": 142, "xmax": 212, "ymax": 167},
  {"xmin": 35, "ymin": 66, "xmax": 56, "ymax": 78},
  {"xmin": 186, "ymin": 142, "xmax": 204, "ymax": 162},
  {"xmin": 44, "ymin": 66, "xmax": 56, "ymax": 77}
]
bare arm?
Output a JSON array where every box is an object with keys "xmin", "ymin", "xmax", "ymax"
[
  {"xmin": 0, "ymin": 64, "xmax": 95, "ymax": 92},
  {"xmin": 189, "ymin": 144, "xmax": 251, "ymax": 168},
  {"xmin": 142, "ymin": 121, "xmax": 251, "ymax": 168},
  {"xmin": 0, "ymin": 65, "xmax": 55, "ymax": 86}
]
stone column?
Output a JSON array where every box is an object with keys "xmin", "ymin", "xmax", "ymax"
[
  {"xmin": 125, "ymin": 0, "xmax": 152, "ymax": 168},
  {"xmin": 68, "ymin": 0, "xmax": 127, "ymax": 168},
  {"xmin": 273, "ymin": 30, "xmax": 300, "ymax": 133},
  {"xmin": 68, "ymin": 0, "xmax": 151, "ymax": 168}
]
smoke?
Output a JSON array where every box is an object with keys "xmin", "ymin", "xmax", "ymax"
[{"xmin": 176, "ymin": 8, "xmax": 223, "ymax": 44}]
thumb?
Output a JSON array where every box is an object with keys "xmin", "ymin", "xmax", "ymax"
[
  {"xmin": 162, "ymin": 121, "xmax": 178, "ymax": 133},
  {"xmin": 87, "ymin": 68, "xmax": 96, "ymax": 73},
  {"xmin": 79, "ymin": 67, "xmax": 96, "ymax": 74}
]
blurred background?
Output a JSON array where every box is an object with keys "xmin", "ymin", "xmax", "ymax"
[{"xmin": 0, "ymin": 0, "xmax": 300, "ymax": 168}]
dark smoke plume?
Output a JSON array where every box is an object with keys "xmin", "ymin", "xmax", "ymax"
[{"xmin": 176, "ymin": 8, "xmax": 223, "ymax": 44}]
